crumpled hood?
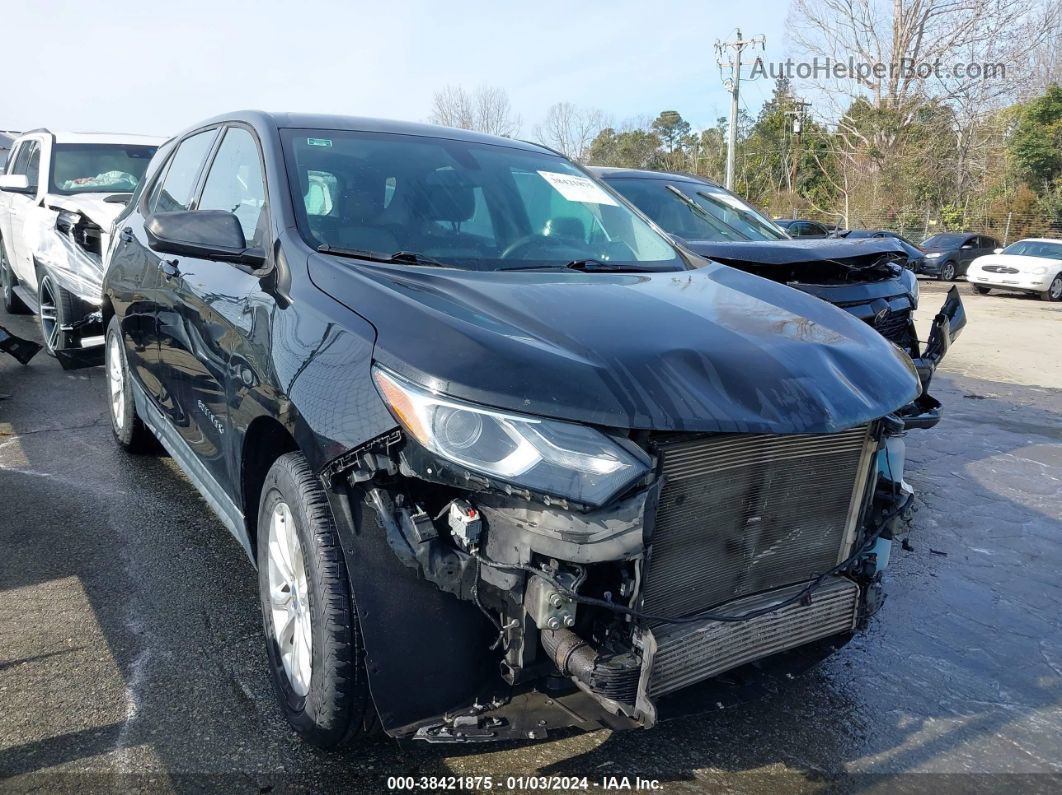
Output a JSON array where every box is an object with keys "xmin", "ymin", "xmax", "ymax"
[
  {"xmin": 45, "ymin": 193, "xmax": 125, "ymax": 229},
  {"xmin": 682, "ymin": 237, "xmax": 907, "ymax": 265},
  {"xmin": 309, "ymin": 255, "xmax": 921, "ymax": 434}
]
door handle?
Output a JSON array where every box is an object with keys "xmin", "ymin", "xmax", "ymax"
[
  {"xmin": 160, "ymin": 259, "xmax": 180, "ymax": 278},
  {"xmin": 119, "ymin": 227, "xmax": 134, "ymax": 243}
]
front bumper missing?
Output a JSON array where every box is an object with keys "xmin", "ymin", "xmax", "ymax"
[
  {"xmin": 636, "ymin": 578, "xmax": 860, "ymax": 709},
  {"xmin": 902, "ymin": 286, "xmax": 966, "ymax": 430}
]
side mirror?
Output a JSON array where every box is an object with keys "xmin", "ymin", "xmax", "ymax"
[
  {"xmin": 994, "ymin": 247, "xmax": 1003, "ymax": 254},
  {"xmin": 0, "ymin": 174, "xmax": 34, "ymax": 194},
  {"xmin": 146, "ymin": 210, "xmax": 265, "ymax": 267},
  {"xmin": 961, "ymin": 243, "xmax": 974, "ymax": 249}
]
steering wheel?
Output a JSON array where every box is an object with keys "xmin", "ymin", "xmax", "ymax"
[{"xmin": 500, "ymin": 234, "xmax": 590, "ymax": 261}]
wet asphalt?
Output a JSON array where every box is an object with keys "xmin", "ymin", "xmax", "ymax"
[{"xmin": 1, "ymin": 283, "xmax": 1060, "ymax": 793}]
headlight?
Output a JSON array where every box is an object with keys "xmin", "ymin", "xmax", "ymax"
[
  {"xmin": 1030, "ymin": 265, "xmax": 1048, "ymax": 275},
  {"xmin": 56, "ymin": 209, "xmax": 81, "ymax": 234},
  {"xmin": 926, "ymin": 252, "xmax": 942, "ymax": 258},
  {"xmin": 373, "ymin": 366, "xmax": 648, "ymax": 506}
]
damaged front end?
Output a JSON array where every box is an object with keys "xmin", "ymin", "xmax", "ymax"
[
  {"xmin": 29, "ymin": 197, "xmax": 121, "ymax": 368},
  {"xmin": 687, "ymin": 238, "xmax": 965, "ymax": 430},
  {"xmin": 322, "ymin": 370, "xmax": 914, "ymax": 743}
]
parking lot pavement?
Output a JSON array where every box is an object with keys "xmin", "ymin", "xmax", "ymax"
[{"xmin": 1, "ymin": 283, "xmax": 1060, "ymax": 792}]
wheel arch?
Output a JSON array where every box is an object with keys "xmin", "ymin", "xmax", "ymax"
[{"xmin": 241, "ymin": 415, "xmax": 300, "ymax": 556}]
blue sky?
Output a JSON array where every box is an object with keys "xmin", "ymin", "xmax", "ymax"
[{"xmin": 4, "ymin": 0, "xmax": 790, "ymax": 138}]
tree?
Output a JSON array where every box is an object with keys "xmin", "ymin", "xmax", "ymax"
[
  {"xmin": 532, "ymin": 103, "xmax": 611, "ymax": 161},
  {"xmin": 586, "ymin": 127, "xmax": 662, "ymax": 169},
  {"xmin": 650, "ymin": 111, "xmax": 692, "ymax": 153},
  {"xmin": 1009, "ymin": 84, "xmax": 1062, "ymax": 189},
  {"xmin": 429, "ymin": 85, "xmax": 521, "ymax": 137}
]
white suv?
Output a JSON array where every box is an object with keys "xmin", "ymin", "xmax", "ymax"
[{"xmin": 0, "ymin": 129, "xmax": 162, "ymax": 365}]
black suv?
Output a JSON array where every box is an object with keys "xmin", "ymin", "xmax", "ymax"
[{"xmin": 103, "ymin": 112, "xmax": 931, "ymax": 746}]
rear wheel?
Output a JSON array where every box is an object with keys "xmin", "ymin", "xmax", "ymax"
[
  {"xmin": 1, "ymin": 244, "xmax": 30, "ymax": 315},
  {"xmin": 1042, "ymin": 274, "xmax": 1062, "ymax": 302},
  {"xmin": 257, "ymin": 452, "xmax": 376, "ymax": 748},
  {"xmin": 972, "ymin": 285, "xmax": 991, "ymax": 295},
  {"xmin": 938, "ymin": 261, "xmax": 956, "ymax": 281}
]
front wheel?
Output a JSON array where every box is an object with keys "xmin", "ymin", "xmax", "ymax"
[
  {"xmin": 37, "ymin": 273, "xmax": 82, "ymax": 355},
  {"xmin": 257, "ymin": 452, "xmax": 377, "ymax": 747},
  {"xmin": 1041, "ymin": 274, "xmax": 1062, "ymax": 302},
  {"xmin": 105, "ymin": 315, "xmax": 156, "ymax": 452},
  {"xmin": 937, "ymin": 261, "xmax": 956, "ymax": 281},
  {"xmin": 972, "ymin": 285, "xmax": 991, "ymax": 295}
]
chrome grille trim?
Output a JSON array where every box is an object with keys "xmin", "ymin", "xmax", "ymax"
[
  {"xmin": 641, "ymin": 425, "xmax": 874, "ymax": 620},
  {"xmin": 646, "ymin": 577, "xmax": 859, "ymax": 698}
]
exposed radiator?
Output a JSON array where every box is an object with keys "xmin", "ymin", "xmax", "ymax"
[
  {"xmin": 640, "ymin": 425, "xmax": 874, "ymax": 621},
  {"xmin": 647, "ymin": 577, "xmax": 860, "ymax": 698}
]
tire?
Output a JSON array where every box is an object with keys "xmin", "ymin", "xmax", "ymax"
[
  {"xmin": 1, "ymin": 243, "xmax": 30, "ymax": 315},
  {"xmin": 972, "ymin": 285, "xmax": 991, "ymax": 295},
  {"xmin": 1041, "ymin": 274, "xmax": 1062, "ymax": 302},
  {"xmin": 37, "ymin": 272, "xmax": 81, "ymax": 356},
  {"xmin": 937, "ymin": 261, "xmax": 956, "ymax": 281},
  {"xmin": 257, "ymin": 452, "xmax": 376, "ymax": 748},
  {"xmin": 105, "ymin": 315, "xmax": 156, "ymax": 452}
]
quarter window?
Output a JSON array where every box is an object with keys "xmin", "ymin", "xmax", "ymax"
[
  {"xmin": 198, "ymin": 127, "xmax": 267, "ymax": 246},
  {"xmin": 149, "ymin": 129, "xmax": 217, "ymax": 214},
  {"xmin": 10, "ymin": 141, "xmax": 41, "ymax": 187}
]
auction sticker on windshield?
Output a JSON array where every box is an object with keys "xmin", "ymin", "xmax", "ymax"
[{"xmin": 538, "ymin": 171, "xmax": 618, "ymax": 206}]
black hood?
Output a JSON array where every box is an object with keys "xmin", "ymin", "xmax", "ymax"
[
  {"xmin": 682, "ymin": 237, "xmax": 907, "ymax": 266},
  {"xmin": 308, "ymin": 255, "xmax": 921, "ymax": 435}
]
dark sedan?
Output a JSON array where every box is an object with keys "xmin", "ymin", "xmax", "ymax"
[
  {"xmin": 775, "ymin": 219, "xmax": 834, "ymax": 238},
  {"xmin": 919, "ymin": 233, "xmax": 1000, "ymax": 281}
]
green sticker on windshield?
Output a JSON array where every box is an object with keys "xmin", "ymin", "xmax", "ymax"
[{"xmin": 307, "ymin": 137, "xmax": 332, "ymax": 147}]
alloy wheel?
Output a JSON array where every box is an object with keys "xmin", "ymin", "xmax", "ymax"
[
  {"xmin": 1, "ymin": 251, "xmax": 11, "ymax": 305},
  {"xmin": 1051, "ymin": 276, "xmax": 1062, "ymax": 301},
  {"xmin": 267, "ymin": 501, "xmax": 313, "ymax": 696},
  {"xmin": 39, "ymin": 276, "xmax": 61, "ymax": 352},
  {"xmin": 941, "ymin": 262, "xmax": 955, "ymax": 281},
  {"xmin": 107, "ymin": 333, "xmax": 125, "ymax": 425}
]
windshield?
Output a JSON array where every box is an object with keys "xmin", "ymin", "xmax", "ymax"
[
  {"xmin": 49, "ymin": 143, "xmax": 157, "ymax": 195},
  {"xmin": 1001, "ymin": 240, "xmax": 1062, "ymax": 259},
  {"xmin": 281, "ymin": 129, "xmax": 684, "ymax": 271},
  {"xmin": 922, "ymin": 233, "xmax": 965, "ymax": 248},
  {"xmin": 605, "ymin": 177, "xmax": 786, "ymax": 242}
]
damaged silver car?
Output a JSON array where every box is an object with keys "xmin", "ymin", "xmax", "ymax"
[{"xmin": 0, "ymin": 129, "xmax": 162, "ymax": 366}]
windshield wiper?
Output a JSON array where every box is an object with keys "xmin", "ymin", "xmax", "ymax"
[
  {"xmin": 499, "ymin": 259, "xmax": 655, "ymax": 273},
  {"xmin": 317, "ymin": 245, "xmax": 456, "ymax": 268},
  {"xmin": 664, "ymin": 184, "xmax": 749, "ymax": 241}
]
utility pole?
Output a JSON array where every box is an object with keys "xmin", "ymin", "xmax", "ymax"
[
  {"xmin": 715, "ymin": 29, "xmax": 765, "ymax": 190},
  {"xmin": 786, "ymin": 98, "xmax": 811, "ymax": 191}
]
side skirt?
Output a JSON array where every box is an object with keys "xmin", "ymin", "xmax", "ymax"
[{"xmin": 130, "ymin": 379, "xmax": 252, "ymax": 561}]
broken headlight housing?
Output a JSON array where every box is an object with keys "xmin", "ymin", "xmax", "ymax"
[{"xmin": 373, "ymin": 366, "xmax": 648, "ymax": 507}]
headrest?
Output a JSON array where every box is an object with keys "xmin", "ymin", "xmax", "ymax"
[
  {"xmin": 414, "ymin": 169, "xmax": 475, "ymax": 223},
  {"xmin": 543, "ymin": 216, "xmax": 586, "ymax": 241}
]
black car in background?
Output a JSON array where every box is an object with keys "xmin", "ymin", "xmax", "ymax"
[
  {"xmin": 100, "ymin": 111, "xmax": 927, "ymax": 747},
  {"xmin": 592, "ymin": 167, "xmax": 963, "ymax": 428},
  {"xmin": 918, "ymin": 232, "xmax": 1000, "ymax": 280},
  {"xmin": 774, "ymin": 218, "xmax": 833, "ymax": 238},
  {"xmin": 833, "ymin": 229, "xmax": 928, "ymax": 272}
]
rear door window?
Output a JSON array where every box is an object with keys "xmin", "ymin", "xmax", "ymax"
[{"xmin": 148, "ymin": 129, "xmax": 217, "ymax": 214}]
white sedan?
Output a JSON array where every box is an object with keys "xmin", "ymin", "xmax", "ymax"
[{"xmin": 966, "ymin": 238, "xmax": 1062, "ymax": 301}]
